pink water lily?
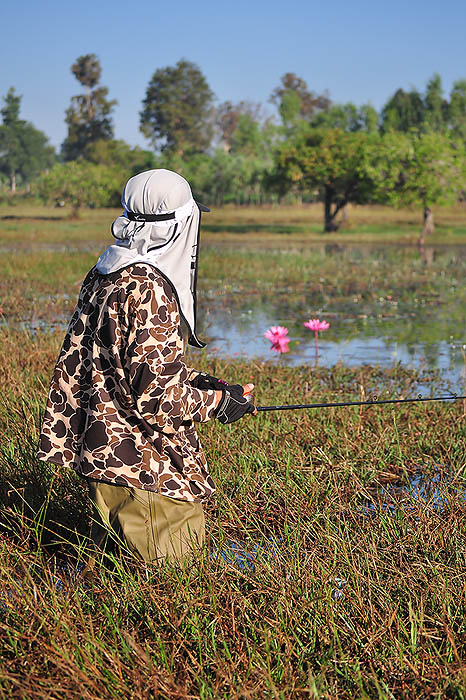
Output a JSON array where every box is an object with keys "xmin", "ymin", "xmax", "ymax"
[
  {"xmin": 304, "ymin": 318, "xmax": 330, "ymax": 366},
  {"xmin": 304, "ymin": 319, "xmax": 330, "ymax": 332},
  {"xmin": 265, "ymin": 325, "xmax": 289, "ymax": 342},
  {"xmin": 264, "ymin": 326, "xmax": 290, "ymax": 353}
]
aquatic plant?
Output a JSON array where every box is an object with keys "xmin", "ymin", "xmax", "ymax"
[
  {"xmin": 264, "ymin": 325, "xmax": 290, "ymax": 353},
  {"xmin": 304, "ymin": 318, "xmax": 330, "ymax": 366}
]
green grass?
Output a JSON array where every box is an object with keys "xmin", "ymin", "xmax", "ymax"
[
  {"xmin": 0, "ymin": 334, "xmax": 465, "ymax": 699},
  {"xmin": 0, "ymin": 206, "xmax": 466, "ymax": 698},
  {"xmin": 2, "ymin": 202, "xmax": 466, "ymax": 245},
  {"xmin": 2, "ymin": 227, "xmax": 465, "ymax": 325}
]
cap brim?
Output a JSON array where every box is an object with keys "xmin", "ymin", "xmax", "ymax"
[{"xmin": 196, "ymin": 201, "xmax": 210, "ymax": 212}]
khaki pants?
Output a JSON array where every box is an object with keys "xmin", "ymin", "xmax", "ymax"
[{"xmin": 87, "ymin": 479, "xmax": 205, "ymax": 564}]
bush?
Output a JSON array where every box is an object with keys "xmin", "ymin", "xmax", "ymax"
[{"xmin": 35, "ymin": 161, "xmax": 124, "ymax": 216}]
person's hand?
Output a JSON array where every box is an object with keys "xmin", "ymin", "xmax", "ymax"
[
  {"xmin": 215, "ymin": 383, "xmax": 256, "ymax": 424},
  {"xmin": 197, "ymin": 373, "xmax": 257, "ymax": 416},
  {"xmin": 193, "ymin": 372, "xmax": 241, "ymax": 392},
  {"xmin": 242, "ymin": 383, "xmax": 257, "ymax": 415}
]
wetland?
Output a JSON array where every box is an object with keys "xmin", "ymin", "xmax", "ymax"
[{"xmin": 0, "ymin": 205, "xmax": 465, "ymax": 699}]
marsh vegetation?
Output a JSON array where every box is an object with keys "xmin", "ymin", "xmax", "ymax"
[{"xmin": 0, "ymin": 206, "xmax": 465, "ymax": 698}]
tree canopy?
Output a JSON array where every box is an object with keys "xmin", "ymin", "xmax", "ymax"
[
  {"xmin": 36, "ymin": 161, "xmax": 123, "ymax": 216},
  {"xmin": 363, "ymin": 129, "xmax": 466, "ymax": 211},
  {"xmin": 62, "ymin": 54, "xmax": 116, "ymax": 161},
  {"xmin": 449, "ymin": 80, "xmax": 466, "ymax": 140},
  {"xmin": 140, "ymin": 59, "xmax": 214, "ymax": 156},
  {"xmin": 215, "ymin": 101, "xmax": 264, "ymax": 152},
  {"xmin": 273, "ymin": 126, "xmax": 376, "ymax": 230},
  {"xmin": 83, "ymin": 139, "xmax": 156, "ymax": 175},
  {"xmin": 270, "ymin": 73, "xmax": 331, "ymax": 126},
  {"xmin": 309, "ymin": 102, "xmax": 379, "ymax": 133},
  {"xmin": 0, "ymin": 88, "xmax": 55, "ymax": 192}
]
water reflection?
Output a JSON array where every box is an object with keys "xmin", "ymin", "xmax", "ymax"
[
  {"xmin": 212, "ymin": 468, "xmax": 465, "ymax": 571},
  {"xmin": 362, "ymin": 467, "xmax": 465, "ymax": 514},
  {"xmin": 194, "ymin": 242, "xmax": 466, "ymax": 389},
  {"xmin": 195, "ymin": 309, "xmax": 465, "ymax": 387}
]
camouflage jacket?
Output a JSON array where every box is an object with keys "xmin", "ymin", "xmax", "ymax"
[{"xmin": 37, "ymin": 263, "xmax": 217, "ymax": 501}]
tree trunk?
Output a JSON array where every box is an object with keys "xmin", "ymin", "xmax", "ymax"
[
  {"xmin": 418, "ymin": 206, "xmax": 434, "ymax": 246},
  {"xmin": 10, "ymin": 171, "xmax": 16, "ymax": 193},
  {"xmin": 70, "ymin": 202, "xmax": 81, "ymax": 219},
  {"xmin": 323, "ymin": 186, "xmax": 339, "ymax": 232},
  {"xmin": 87, "ymin": 86, "xmax": 94, "ymax": 121},
  {"xmin": 421, "ymin": 207, "xmax": 434, "ymax": 236}
]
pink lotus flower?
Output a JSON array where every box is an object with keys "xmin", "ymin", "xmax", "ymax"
[
  {"xmin": 304, "ymin": 318, "xmax": 330, "ymax": 366},
  {"xmin": 264, "ymin": 326, "xmax": 290, "ymax": 353},
  {"xmin": 304, "ymin": 319, "xmax": 330, "ymax": 332}
]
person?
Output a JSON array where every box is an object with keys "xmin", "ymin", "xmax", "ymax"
[{"xmin": 37, "ymin": 169, "xmax": 255, "ymax": 564}]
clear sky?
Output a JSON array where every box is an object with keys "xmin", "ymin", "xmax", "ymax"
[{"xmin": 2, "ymin": 0, "xmax": 466, "ymax": 150}]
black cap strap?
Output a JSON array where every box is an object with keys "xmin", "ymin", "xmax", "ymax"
[{"xmin": 126, "ymin": 211, "xmax": 176, "ymax": 222}]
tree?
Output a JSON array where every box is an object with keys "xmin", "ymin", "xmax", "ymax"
[
  {"xmin": 363, "ymin": 129, "xmax": 466, "ymax": 226},
  {"xmin": 270, "ymin": 73, "xmax": 331, "ymax": 126},
  {"xmin": 0, "ymin": 87, "xmax": 55, "ymax": 192},
  {"xmin": 380, "ymin": 88, "xmax": 425, "ymax": 132},
  {"xmin": 449, "ymin": 80, "xmax": 466, "ymax": 140},
  {"xmin": 83, "ymin": 138, "xmax": 157, "ymax": 174},
  {"xmin": 272, "ymin": 127, "xmax": 377, "ymax": 231},
  {"xmin": 62, "ymin": 54, "xmax": 116, "ymax": 161},
  {"xmin": 310, "ymin": 102, "xmax": 378, "ymax": 132},
  {"xmin": 140, "ymin": 59, "xmax": 214, "ymax": 156},
  {"xmin": 159, "ymin": 123, "xmax": 275, "ymax": 206},
  {"xmin": 215, "ymin": 100, "xmax": 264, "ymax": 152},
  {"xmin": 424, "ymin": 73, "xmax": 448, "ymax": 131},
  {"xmin": 230, "ymin": 114, "xmax": 265, "ymax": 157},
  {"xmin": 36, "ymin": 161, "xmax": 123, "ymax": 217},
  {"xmin": 359, "ymin": 104, "xmax": 379, "ymax": 134},
  {"xmin": 381, "ymin": 74, "xmax": 453, "ymax": 134}
]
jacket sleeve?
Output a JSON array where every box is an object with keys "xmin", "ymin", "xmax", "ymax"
[
  {"xmin": 185, "ymin": 367, "xmax": 201, "ymax": 385},
  {"xmin": 127, "ymin": 277, "xmax": 217, "ymax": 433}
]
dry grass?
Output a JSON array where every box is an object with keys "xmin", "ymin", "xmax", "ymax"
[
  {"xmin": 0, "ymin": 332, "xmax": 465, "ymax": 699},
  {"xmin": 1, "ymin": 202, "xmax": 466, "ymax": 248},
  {"xmin": 0, "ymin": 206, "xmax": 465, "ymax": 698}
]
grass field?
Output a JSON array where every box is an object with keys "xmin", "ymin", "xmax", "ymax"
[
  {"xmin": 0, "ymin": 205, "xmax": 465, "ymax": 699},
  {"xmin": 1, "ymin": 201, "xmax": 466, "ymax": 245}
]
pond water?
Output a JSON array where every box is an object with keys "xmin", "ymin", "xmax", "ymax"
[
  {"xmin": 2, "ymin": 240, "xmax": 465, "ymax": 390},
  {"xmin": 193, "ymin": 241, "xmax": 466, "ymax": 391},
  {"xmin": 212, "ymin": 467, "xmax": 466, "ymax": 572}
]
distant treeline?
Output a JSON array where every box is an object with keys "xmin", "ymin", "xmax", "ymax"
[{"xmin": 1, "ymin": 55, "xmax": 466, "ymax": 230}]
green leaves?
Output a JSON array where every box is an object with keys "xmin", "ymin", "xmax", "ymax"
[
  {"xmin": 62, "ymin": 55, "xmax": 116, "ymax": 161},
  {"xmin": 364, "ymin": 130, "xmax": 466, "ymax": 209},
  {"xmin": 140, "ymin": 59, "xmax": 214, "ymax": 157},
  {"xmin": 273, "ymin": 127, "xmax": 376, "ymax": 229},
  {"xmin": 272, "ymin": 125, "xmax": 466, "ymax": 229},
  {"xmin": 35, "ymin": 161, "xmax": 123, "ymax": 216},
  {"xmin": 71, "ymin": 54, "xmax": 102, "ymax": 90},
  {"xmin": 0, "ymin": 88, "xmax": 55, "ymax": 192}
]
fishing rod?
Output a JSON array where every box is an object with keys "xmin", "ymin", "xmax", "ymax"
[{"xmin": 256, "ymin": 393, "xmax": 466, "ymax": 412}]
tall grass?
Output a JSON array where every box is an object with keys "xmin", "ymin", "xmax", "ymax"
[
  {"xmin": 1, "ymin": 237, "xmax": 465, "ymax": 337},
  {"xmin": 0, "ymin": 207, "xmax": 465, "ymax": 698},
  {"xmin": 0, "ymin": 330, "xmax": 465, "ymax": 699}
]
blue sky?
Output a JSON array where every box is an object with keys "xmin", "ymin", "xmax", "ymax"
[{"xmin": 2, "ymin": 0, "xmax": 466, "ymax": 149}]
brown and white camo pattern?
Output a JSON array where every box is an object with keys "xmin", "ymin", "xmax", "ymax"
[{"xmin": 37, "ymin": 263, "xmax": 217, "ymax": 501}]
